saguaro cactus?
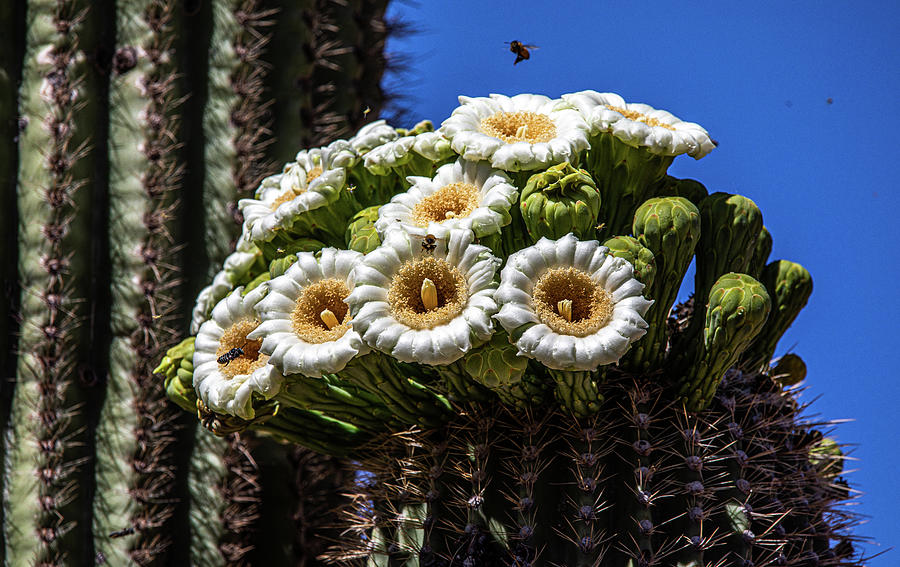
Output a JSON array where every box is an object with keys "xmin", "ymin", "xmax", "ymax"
[
  {"xmin": 3, "ymin": 1, "xmax": 399, "ymax": 565},
  {"xmin": 162, "ymin": 88, "xmax": 867, "ymax": 566}
]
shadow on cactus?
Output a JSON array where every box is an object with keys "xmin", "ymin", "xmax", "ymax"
[{"xmin": 159, "ymin": 92, "xmax": 866, "ymax": 566}]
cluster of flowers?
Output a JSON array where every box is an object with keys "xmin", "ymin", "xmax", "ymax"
[{"xmin": 188, "ymin": 90, "xmax": 714, "ymax": 423}]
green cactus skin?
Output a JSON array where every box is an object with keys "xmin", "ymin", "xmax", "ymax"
[
  {"xmin": 602, "ymin": 235, "xmax": 657, "ymax": 290},
  {"xmin": 6, "ymin": 1, "xmax": 110, "ymax": 564},
  {"xmin": 583, "ymin": 132, "xmax": 675, "ymax": 240},
  {"xmin": 550, "ymin": 369, "xmax": 604, "ymax": 418},
  {"xmin": 202, "ymin": 0, "xmax": 252, "ymax": 267},
  {"xmin": 741, "ymin": 260, "xmax": 813, "ymax": 372},
  {"xmin": 626, "ymin": 196, "xmax": 701, "ymax": 373},
  {"xmin": 771, "ymin": 352, "xmax": 807, "ymax": 387},
  {"xmin": 746, "ymin": 225, "xmax": 773, "ymax": 280},
  {"xmin": 336, "ymin": 353, "xmax": 453, "ymax": 429},
  {"xmin": 678, "ymin": 273, "xmax": 771, "ymax": 411},
  {"xmin": 519, "ymin": 162, "xmax": 601, "ymax": 242},
  {"xmin": 94, "ymin": 1, "xmax": 192, "ymax": 563},
  {"xmin": 345, "ymin": 204, "xmax": 383, "ymax": 254}
]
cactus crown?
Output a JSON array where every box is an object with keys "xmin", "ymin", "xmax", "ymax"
[{"xmin": 159, "ymin": 88, "xmax": 863, "ymax": 566}]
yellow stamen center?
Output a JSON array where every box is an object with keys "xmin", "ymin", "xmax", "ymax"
[
  {"xmin": 291, "ymin": 278, "xmax": 352, "ymax": 344},
  {"xmin": 479, "ymin": 111, "xmax": 557, "ymax": 144},
  {"xmin": 270, "ymin": 165, "xmax": 323, "ymax": 211},
  {"xmin": 388, "ymin": 256, "xmax": 467, "ymax": 330},
  {"xmin": 216, "ymin": 319, "xmax": 267, "ymax": 378},
  {"xmin": 532, "ymin": 267, "xmax": 613, "ymax": 336},
  {"xmin": 306, "ymin": 165, "xmax": 324, "ymax": 183},
  {"xmin": 271, "ymin": 190, "xmax": 298, "ymax": 210},
  {"xmin": 411, "ymin": 182, "xmax": 480, "ymax": 226},
  {"xmin": 606, "ymin": 105, "xmax": 675, "ymax": 131}
]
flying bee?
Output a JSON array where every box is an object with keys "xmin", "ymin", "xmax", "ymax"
[
  {"xmin": 421, "ymin": 234, "xmax": 437, "ymax": 254},
  {"xmin": 109, "ymin": 526, "xmax": 135, "ymax": 538},
  {"xmin": 505, "ymin": 40, "xmax": 538, "ymax": 65},
  {"xmin": 217, "ymin": 341, "xmax": 249, "ymax": 366}
]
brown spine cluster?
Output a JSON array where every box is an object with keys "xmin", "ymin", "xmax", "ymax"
[
  {"xmin": 227, "ymin": 0, "xmax": 276, "ymax": 234},
  {"xmin": 218, "ymin": 433, "xmax": 263, "ymax": 566},
  {"xmin": 28, "ymin": 5, "xmax": 90, "ymax": 565},
  {"xmin": 126, "ymin": 2, "xmax": 186, "ymax": 562}
]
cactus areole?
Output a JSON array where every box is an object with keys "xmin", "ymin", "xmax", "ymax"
[{"xmin": 159, "ymin": 90, "xmax": 862, "ymax": 566}]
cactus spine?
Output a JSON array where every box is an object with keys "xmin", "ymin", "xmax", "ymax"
[{"xmin": 4, "ymin": 0, "xmax": 398, "ymax": 564}]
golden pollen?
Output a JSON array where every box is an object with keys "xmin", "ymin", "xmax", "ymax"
[
  {"xmin": 557, "ymin": 299, "xmax": 573, "ymax": 322},
  {"xmin": 388, "ymin": 256, "xmax": 467, "ymax": 330},
  {"xmin": 270, "ymin": 189, "xmax": 298, "ymax": 211},
  {"xmin": 291, "ymin": 278, "xmax": 352, "ymax": 344},
  {"xmin": 306, "ymin": 165, "xmax": 324, "ymax": 183},
  {"xmin": 479, "ymin": 111, "xmax": 557, "ymax": 144},
  {"xmin": 216, "ymin": 319, "xmax": 267, "ymax": 378},
  {"xmin": 421, "ymin": 278, "xmax": 439, "ymax": 311},
  {"xmin": 532, "ymin": 267, "xmax": 614, "ymax": 337},
  {"xmin": 320, "ymin": 308, "xmax": 340, "ymax": 330},
  {"xmin": 411, "ymin": 182, "xmax": 480, "ymax": 226},
  {"xmin": 606, "ymin": 105, "xmax": 676, "ymax": 131}
]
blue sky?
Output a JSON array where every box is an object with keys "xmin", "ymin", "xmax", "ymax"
[{"xmin": 385, "ymin": 1, "xmax": 900, "ymax": 562}]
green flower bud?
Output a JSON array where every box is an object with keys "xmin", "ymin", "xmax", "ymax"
[
  {"xmin": 627, "ymin": 196, "xmax": 700, "ymax": 372},
  {"xmin": 462, "ymin": 332, "xmax": 547, "ymax": 408},
  {"xmin": 694, "ymin": 193, "xmax": 763, "ymax": 307},
  {"xmin": 520, "ymin": 162, "xmax": 601, "ymax": 242},
  {"xmin": 746, "ymin": 226, "xmax": 773, "ymax": 280},
  {"xmin": 680, "ymin": 273, "xmax": 771, "ymax": 410},
  {"xmin": 344, "ymin": 205, "xmax": 382, "ymax": 254},
  {"xmin": 771, "ymin": 353, "xmax": 807, "ymax": 387},
  {"xmin": 154, "ymin": 337, "xmax": 197, "ymax": 413},
  {"xmin": 655, "ymin": 175, "xmax": 709, "ymax": 205},
  {"xmin": 602, "ymin": 235, "xmax": 656, "ymax": 290},
  {"xmin": 242, "ymin": 271, "xmax": 271, "ymax": 295},
  {"xmin": 269, "ymin": 254, "xmax": 298, "ymax": 278},
  {"xmin": 741, "ymin": 260, "xmax": 813, "ymax": 371}
]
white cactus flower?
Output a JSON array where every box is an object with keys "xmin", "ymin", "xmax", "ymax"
[
  {"xmin": 349, "ymin": 119, "xmax": 399, "ymax": 155},
  {"xmin": 494, "ymin": 233, "xmax": 653, "ymax": 371},
  {"xmin": 364, "ymin": 130, "xmax": 454, "ymax": 175},
  {"xmin": 439, "ymin": 93, "xmax": 590, "ymax": 171},
  {"xmin": 346, "ymin": 228, "xmax": 500, "ymax": 365},
  {"xmin": 374, "ymin": 159, "xmax": 518, "ymax": 239},
  {"xmin": 238, "ymin": 139, "xmax": 353, "ymax": 243},
  {"xmin": 190, "ymin": 235, "xmax": 264, "ymax": 334},
  {"xmin": 247, "ymin": 248, "xmax": 369, "ymax": 377},
  {"xmin": 193, "ymin": 285, "xmax": 284, "ymax": 420},
  {"xmin": 562, "ymin": 90, "xmax": 715, "ymax": 159}
]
